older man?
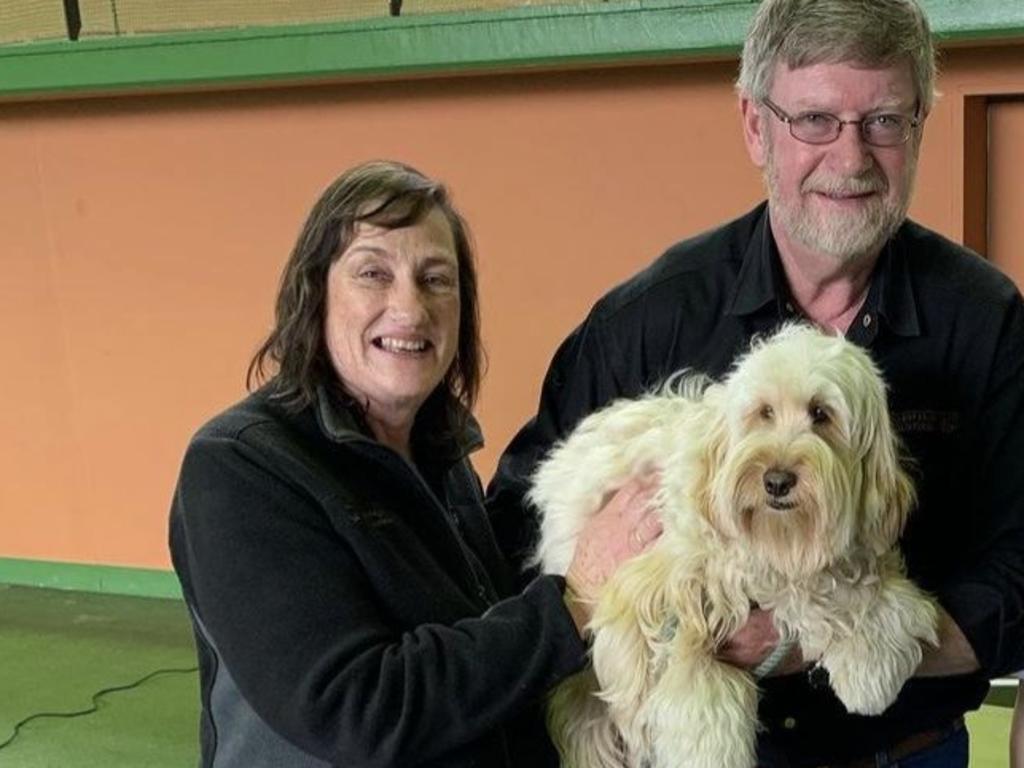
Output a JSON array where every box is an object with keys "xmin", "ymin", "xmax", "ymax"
[{"xmin": 489, "ymin": 0, "xmax": 1024, "ymax": 765}]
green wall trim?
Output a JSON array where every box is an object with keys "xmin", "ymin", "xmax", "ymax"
[
  {"xmin": 1, "ymin": 0, "xmax": 1022, "ymax": 102},
  {"xmin": 0, "ymin": 557, "xmax": 182, "ymax": 599}
]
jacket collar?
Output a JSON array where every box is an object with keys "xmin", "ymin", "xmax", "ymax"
[
  {"xmin": 314, "ymin": 384, "xmax": 484, "ymax": 462},
  {"xmin": 724, "ymin": 202, "xmax": 920, "ymax": 337}
]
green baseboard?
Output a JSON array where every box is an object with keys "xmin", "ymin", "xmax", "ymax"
[{"xmin": 0, "ymin": 557, "xmax": 182, "ymax": 599}]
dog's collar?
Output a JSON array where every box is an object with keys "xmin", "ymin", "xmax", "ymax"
[{"xmin": 658, "ymin": 615, "xmax": 679, "ymax": 643}]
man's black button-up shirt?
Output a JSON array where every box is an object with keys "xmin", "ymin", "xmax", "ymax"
[{"xmin": 488, "ymin": 202, "xmax": 1024, "ymax": 767}]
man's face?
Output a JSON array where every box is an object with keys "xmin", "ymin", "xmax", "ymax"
[{"xmin": 742, "ymin": 61, "xmax": 922, "ymax": 265}]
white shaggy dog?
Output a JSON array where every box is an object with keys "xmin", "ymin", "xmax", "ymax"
[{"xmin": 530, "ymin": 324, "xmax": 938, "ymax": 768}]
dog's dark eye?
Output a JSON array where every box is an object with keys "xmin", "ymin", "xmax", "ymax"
[
  {"xmin": 810, "ymin": 405, "xmax": 829, "ymax": 425},
  {"xmin": 759, "ymin": 404, "xmax": 774, "ymax": 420}
]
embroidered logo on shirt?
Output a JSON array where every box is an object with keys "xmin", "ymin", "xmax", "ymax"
[
  {"xmin": 351, "ymin": 508, "xmax": 394, "ymax": 528},
  {"xmin": 892, "ymin": 410, "xmax": 960, "ymax": 435}
]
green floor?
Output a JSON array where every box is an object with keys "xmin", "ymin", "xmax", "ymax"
[
  {"xmin": 0, "ymin": 584, "xmax": 199, "ymax": 768},
  {"xmin": 0, "ymin": 583, "xmax": 1016, "ymax": 767}
]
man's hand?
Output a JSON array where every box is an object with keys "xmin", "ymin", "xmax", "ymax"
[
  {"xmin": 564, "ymin": 475, "xmax": 662, "ymax": 634},
  {"xmin": 716, "ymin": 609, "xmax": 805, "ymax": 677}
]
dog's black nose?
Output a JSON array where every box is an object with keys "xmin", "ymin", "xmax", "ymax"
[{"xmin": 764, "ymin": 469, "xmax": 797, "ymax": 497}]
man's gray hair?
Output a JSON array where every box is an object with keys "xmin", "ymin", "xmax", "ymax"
[{"xmin": 737, "ymin": 0, "xmax": 937, "ymax": 113}]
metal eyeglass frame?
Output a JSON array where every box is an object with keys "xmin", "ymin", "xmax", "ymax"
[{"xmin": 760, "ymin": 97, "xmax": 922, "ymax": 147}]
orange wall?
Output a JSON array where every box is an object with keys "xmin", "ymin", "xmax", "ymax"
[{"xmin": 2, "ymin": 46, "xmax": 1022, "ymax": 570}]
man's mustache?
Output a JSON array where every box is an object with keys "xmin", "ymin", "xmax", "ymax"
[{"xmin": 803, "ymin": 171, "xmax": 887, "ymax": 197}]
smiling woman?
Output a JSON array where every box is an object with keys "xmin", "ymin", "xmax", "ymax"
[
  {"xmin": 167, "ymin": 159, "xmax": 654, "ymax": 768},
  {"xmin": 245, "ymin": 160, "xmax": 482, "ymax": 456},
  {"xmin": 324, "ymin": 207, "xmax": 462, "ymax": 461}
]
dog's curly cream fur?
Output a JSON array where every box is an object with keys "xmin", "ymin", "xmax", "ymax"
[{"xmin": 530, "ymin": 324, "xmax": 938, "ymax": 768}]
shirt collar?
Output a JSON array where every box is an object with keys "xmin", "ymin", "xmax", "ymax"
[
  {"xmin": 724, "ymin": 203, "xmax": 791, "ymax": 319},
  {"xmin": 871, "ymin": 226, "xmax": 920, "ymax": 337},
  {"xmin": 725, "ymin": 202, "xmax": 921, "ymax": 337}
]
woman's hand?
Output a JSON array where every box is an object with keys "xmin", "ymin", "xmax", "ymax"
[{"xmin": 563, "ymin": 474, "xmax": 662, "ymax": 634}]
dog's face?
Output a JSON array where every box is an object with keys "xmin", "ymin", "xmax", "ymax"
[{"xmin": 700, "ymin": 326, "xmax": 914, "ymax": 578}]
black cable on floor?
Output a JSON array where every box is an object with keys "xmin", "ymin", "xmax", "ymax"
[{"xmin": 0, "ymin": 665, "xmax": 198, "ymax": 752}]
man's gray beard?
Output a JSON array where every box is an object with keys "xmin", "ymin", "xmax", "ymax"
[{"xmin": 764, "ymin": 144, "xmax": 915, "ymax": 265}]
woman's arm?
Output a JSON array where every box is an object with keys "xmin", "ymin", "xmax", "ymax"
[{"xmin": 172, "ymin": 434, "xmax": 587, "ymax": 767}]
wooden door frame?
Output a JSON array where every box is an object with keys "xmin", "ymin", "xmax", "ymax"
[{"xmin": 951, "ymin": 80, "xmax": 1024, "ymax": 257}]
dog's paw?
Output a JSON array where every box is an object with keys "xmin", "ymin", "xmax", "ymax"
[
  {"xmin": 824, "ymin": 652, "xmax": 893, "ymax": 715},
  {"xmin": 823, "ymin": 637, "xmax": 917, "ymax": 715}
]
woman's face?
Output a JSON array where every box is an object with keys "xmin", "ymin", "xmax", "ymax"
[{"xmin": 324, "ymin": 207, "xmax": 461, "ymax": 428}]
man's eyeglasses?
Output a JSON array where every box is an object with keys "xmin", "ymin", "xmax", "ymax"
[{"xmin": 761, "ymin": 98, "xmax": 921, "ymax": 148}]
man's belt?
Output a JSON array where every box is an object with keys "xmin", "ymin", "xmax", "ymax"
[{"xmin": 821, "ymin": 717, "xmax": 965, "ymax": 768}]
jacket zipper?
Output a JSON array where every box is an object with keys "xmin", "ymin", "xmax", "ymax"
[{"xmin": 362, "ymin": 441, "xmax": 495, "ymax": 610}]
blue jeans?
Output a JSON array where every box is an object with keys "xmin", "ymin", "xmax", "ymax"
[{"xmin": 884, "ymin": 720, "xmax": 968, "ymax": 768}]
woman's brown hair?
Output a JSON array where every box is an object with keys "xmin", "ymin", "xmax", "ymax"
[{"xmin": 247, "ymin": 160, "xmax": 482, "ymax": 438}]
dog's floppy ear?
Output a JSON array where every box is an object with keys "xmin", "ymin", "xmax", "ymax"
[
  {"xmin": 858, "ymin": 395, "xmax": 916, "ymax": 555},
  {"xmin": 691, "ymin": 384, "xmax": 735, "ymax": 538}
]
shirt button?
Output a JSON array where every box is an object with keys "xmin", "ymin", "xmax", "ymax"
[
  {"xmin": 785, "ymin": 302, "xmax": 795, "ymax": 314},
  {"xmin": 783, "ymin": 716, "xmax": 797, "ymax": 729},
  {"xmin": 862, "ymin": 314, "xmax": 872, "ymax": 328}
]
